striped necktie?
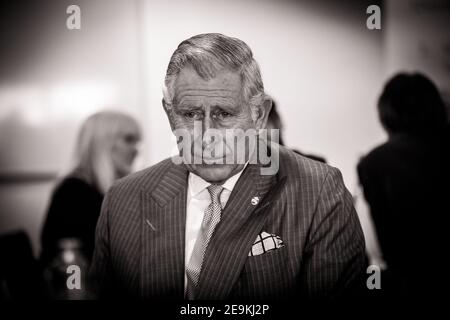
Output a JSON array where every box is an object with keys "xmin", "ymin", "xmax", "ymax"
[{"xmin": 185, "ymin": 184, "xmax": 224, "ymax": 299}]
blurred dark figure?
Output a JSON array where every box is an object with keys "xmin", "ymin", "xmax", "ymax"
[
  {"xmin": 0, "ymin": 231, "xmax": 47, "ymax": 300},
  {"xmin": 358, "ymin": 73, "xmax": 450, "ymax": 299},
  {"xmin": 267, "ymin": 100, "xmax": 326, "ymax": 163},
  {"xmin": 40, "ymin": 111, "xmax": 141, "ymax": 270}
]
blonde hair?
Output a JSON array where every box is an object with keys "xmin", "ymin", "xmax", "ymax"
[{"xmin": 72, "ymin": 110, "xmax": 141, "ymax": 194}]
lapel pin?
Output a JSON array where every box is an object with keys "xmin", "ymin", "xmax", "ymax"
[{"xmin": 251, "ymin": 196, "xmax": 260, "ymax": 206}]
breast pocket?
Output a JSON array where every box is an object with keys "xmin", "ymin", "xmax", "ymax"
[{"xmin": 232, "ymin": 246, "xmax": 294, "ymax": 300}]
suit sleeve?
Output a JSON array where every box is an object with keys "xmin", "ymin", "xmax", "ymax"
[
  {"xmin": 89, "ymin": 189, "xmax": 113, "ymax": 299},
  {"xmin": 301, "ymin": 167, "xmax": 367, "ymax": 299}
]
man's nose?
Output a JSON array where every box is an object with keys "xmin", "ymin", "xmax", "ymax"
[
  {"xmin": 202, "ymin": 115, "xmax": 216, "ymax": 145},
  {"xmin": 202, "ymin": 113, "xmax": 215, "ymax": 131}
]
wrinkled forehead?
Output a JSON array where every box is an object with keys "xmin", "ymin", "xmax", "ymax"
[{"xmin": 173, "ymin": 65, "xmax": 243, "ymax": 106}]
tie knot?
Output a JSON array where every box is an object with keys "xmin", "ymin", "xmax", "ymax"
[{"xmin": 207, "ymin": 184, "xmax": 224, "ymax": 203}]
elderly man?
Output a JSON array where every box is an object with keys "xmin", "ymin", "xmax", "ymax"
[{"xmin": 90, "ymin": 33, "xmax": 366, "ymax": 300}]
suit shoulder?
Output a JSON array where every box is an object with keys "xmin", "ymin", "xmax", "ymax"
[
  {"xmin": 279, "ymin": 146, "xmax": 337, "ymax": 181},
  {"xmin": 101, "ymin": 158, "xmax": 176, "ymax": 223},
  {"xmin": 109, "ymin": 157, "xmax": 174, "ymax": 196},
  {"xmin": 277, "ymin": 147, "xmax": 349, "ymax": 222}
]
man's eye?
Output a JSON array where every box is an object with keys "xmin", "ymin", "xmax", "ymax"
[
  {"xmin": 218, "ymin": 111, "xmax": 232, "ymax": 119},
  {"xmin": 184, "ymin": 112, "xmax": 200, "ymax": 119}
]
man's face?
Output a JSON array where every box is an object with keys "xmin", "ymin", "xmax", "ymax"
[{"xmin": 165, "ymin": 66, "xmax": 262, "ymax": 184}]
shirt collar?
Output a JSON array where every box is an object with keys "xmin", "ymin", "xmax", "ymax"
[{"xmin": 189, "ymin": 163, "xmax": 248, "ymax": 197}]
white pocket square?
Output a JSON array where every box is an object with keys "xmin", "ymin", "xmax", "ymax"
[{"xmin": 248, "ymin": 231, "xmax": 284, "ymax": 256}]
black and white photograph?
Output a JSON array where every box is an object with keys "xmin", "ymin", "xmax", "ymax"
[{"xmin": 0, "ymin": 0, "xmax": 449, "ymax": 317}]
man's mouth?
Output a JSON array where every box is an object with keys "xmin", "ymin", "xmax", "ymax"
[
  {"xmin": 201, "ymin": 154, "xmax": 224, "ymax": 160},
  {"xmin": 191, "ymin": 151, "xmax": 227, "ymax": 164}
]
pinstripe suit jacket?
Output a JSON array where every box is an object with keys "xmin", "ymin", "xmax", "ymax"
[{"xmin": 90, "ymin": 146, "xmax": 366, "ymax": 300}]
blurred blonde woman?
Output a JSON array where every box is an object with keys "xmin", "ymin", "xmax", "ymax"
[{"xmin": 40, "ymin": 111, "xmax": 141, "ymax": 265}]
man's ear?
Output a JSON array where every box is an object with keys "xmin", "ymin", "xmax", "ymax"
[
  {"xmin": 162, "ymin": 98, "xmax": 175, "ymax": 131},
  {"xmin": 255, "ymin": 95, "xmax": 273, "ymax": 130}
]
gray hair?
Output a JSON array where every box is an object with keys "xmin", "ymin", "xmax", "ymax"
[{"xmin": 163, "ymin": 33, "xmax": 265, "ymax": 110}]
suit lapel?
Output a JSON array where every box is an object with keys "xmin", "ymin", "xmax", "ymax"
[
  {"xmin": 140, "ymin": 161, "xmax": 188, "ymax": 299},
  {"xmin": 195, "ymin": 163, "xmax": 287, "ymax": 299}
]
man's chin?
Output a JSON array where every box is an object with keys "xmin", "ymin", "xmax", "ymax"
[{"xmin": 186, "ymin": 163, "xmax": 245, "ymax": 184}]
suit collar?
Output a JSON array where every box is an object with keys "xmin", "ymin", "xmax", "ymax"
[
  {"xmin": 149, "ymin": 158, "xmax": 189, "ymax": 207},
  {"xmin": 141, "ymin": 160, "xmax": 189, "ymax": 299}
]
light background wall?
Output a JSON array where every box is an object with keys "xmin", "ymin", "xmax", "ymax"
[{"xmin": 0, "ymin": 0, "xmax": 448, "ymax": 256}]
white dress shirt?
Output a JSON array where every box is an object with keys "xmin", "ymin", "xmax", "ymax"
[{"xmin": 184, "ymin": 166, "xmax": 247, "ymax": 289}]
